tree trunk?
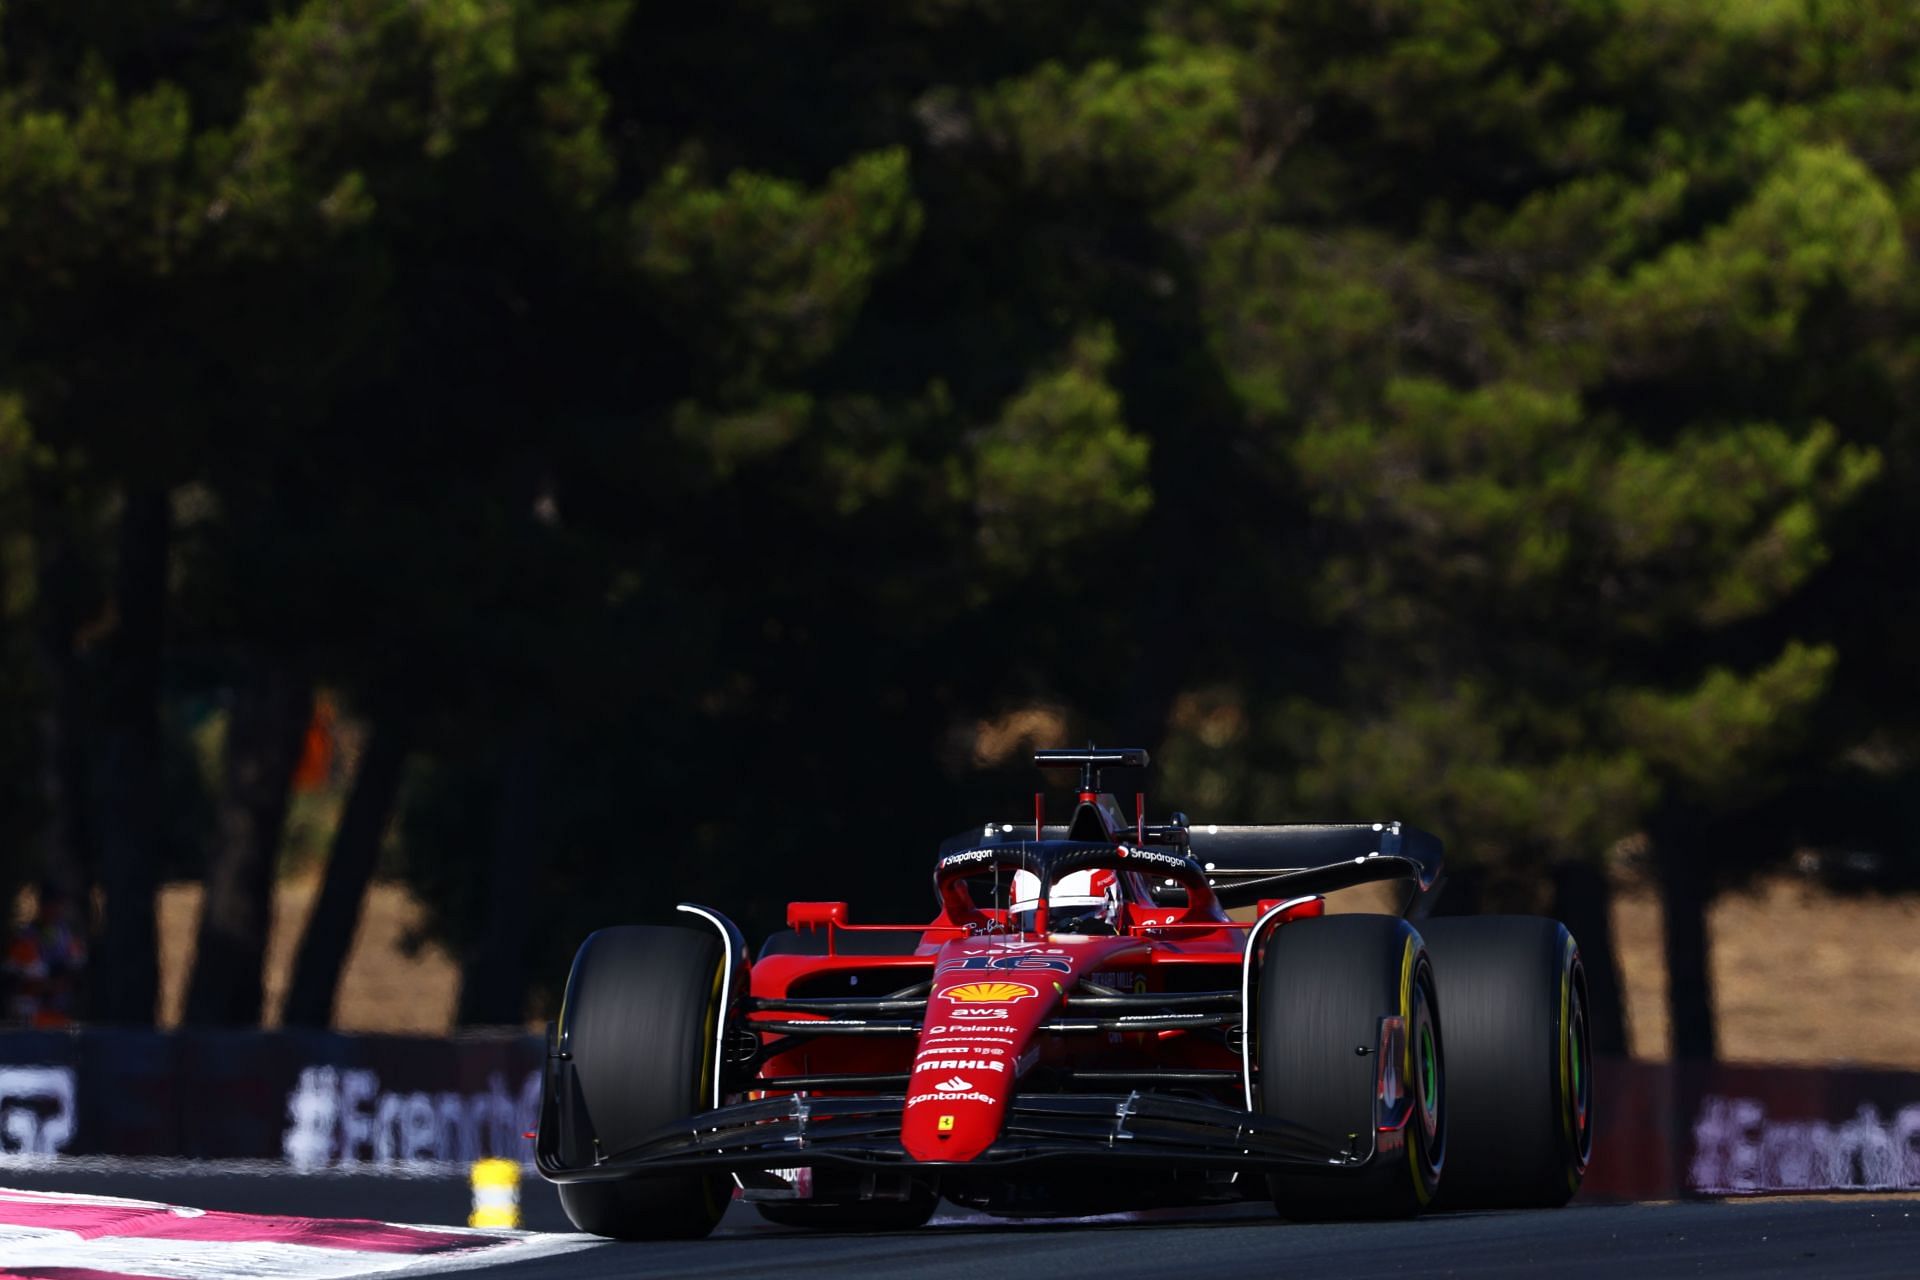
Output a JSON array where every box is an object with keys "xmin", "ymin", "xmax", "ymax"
[
  {"xmin": 90, "ymin": 488, "xmax": 170, "ymax": 1025},
  {"xmin": 33, "ymin": 526, "xmax": 98, "ymax": 907},
  {"xmin": 1654, "ymin": 830, "xmax": 1717, "ymax": 1061},
  {"xmin": 456, "ymin": 734, "xmax": 545, "ymax": 1026},
  {"xmin": 1550, "ymin": 859, "xmax": 1631, "ymax": 1056},
  {"xmin": 183, "ymin": 657, "xmax": 312, "ymax": 1026},
  {"xmin": 282, "ymin": 719, "xmax": 411, "ymax": 1028}
]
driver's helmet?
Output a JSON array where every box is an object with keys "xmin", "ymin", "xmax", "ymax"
[{"xmin": 1008, "ymin": 867, "xmax": 1122, "ymax": 933}]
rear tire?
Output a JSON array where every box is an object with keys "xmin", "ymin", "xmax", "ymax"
[
  {"xmin": 1419, "ymin": 916, "xmax": 1590, "ymax": 1209},
  {"xmin": 754, "ymin": 1186, "xmax": 938, "ymax": 1231},
  {"xmin": 1258, "ymin": 914, "xmax": 1444, "ymax": 1220},
  {"xmin": 553, "ymin": 925, "xmax": 731, "ymax": 1240}
]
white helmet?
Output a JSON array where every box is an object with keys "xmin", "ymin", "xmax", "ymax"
[{"xmin": 1009, "ymin": 867, "xmax": 1122, "ymax": 932}]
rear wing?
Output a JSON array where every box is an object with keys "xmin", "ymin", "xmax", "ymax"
[
  {"xmin": 938, "ymin": 820, "xmax": 1443, "ymax": 912},
  {"xmin": 1180, "ymin": 822, "xmax": 1442, "ymax": 906}
]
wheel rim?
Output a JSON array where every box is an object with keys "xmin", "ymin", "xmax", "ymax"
[
  {"xmin": 1412, "ymin": 967, "xmax": 1443, "ymax": 1170},
  {"xmin": 1418, "ymin": 1019, "xmax": 1440, "ymax": 1138},
  {"xmin": 1567, "ymin": 966, "xmax": 1593, "ymax": 1166}
]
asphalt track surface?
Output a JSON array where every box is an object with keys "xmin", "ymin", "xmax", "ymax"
[
  {"xmin": 500, "ymin": 1197, "xmax": 1920, "ymax": 1280},
  {"xmin": 5, "ymin": 1166, "xmax": 1918, "ymax": 1279}
]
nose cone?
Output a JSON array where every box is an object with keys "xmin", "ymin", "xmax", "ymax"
[
  {"xmin": 900, "ymin": 973, "xmax": 1046, "ymax": 1162},
  {"xmin": 899, "ymin": 936, "xmax": 1145, "ymax": 1162}
]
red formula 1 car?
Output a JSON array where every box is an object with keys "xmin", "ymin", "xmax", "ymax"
[{"xmin": 536, "ymin": 748, "xmax": 1592, "ymax": 1238}]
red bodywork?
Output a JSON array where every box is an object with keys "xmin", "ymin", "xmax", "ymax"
[
  {"xmin": 535, "ymin": 755, "xmax": 1441, "ymax": 1217},
  {"xmin": 748, "ymin": 791, "xmax": 1322, "ymax": 1171}
]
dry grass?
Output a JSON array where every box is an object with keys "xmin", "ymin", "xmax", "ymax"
[
  {"xmin": 1610, "ymin": 875, "xmax": 1920, "ymax": 1068},
  {"xmin": 126, "ymin": 872, "xmax": 1920, "ymax": 1067},
  {"xmin": 156, "ymin": 876, "xmax": 459, "ymax": 1033}
]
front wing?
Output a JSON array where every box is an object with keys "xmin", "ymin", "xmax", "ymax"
[{"xmin": 536, "ymin": 1014, "xmax": 1415, "ymax": 1183}]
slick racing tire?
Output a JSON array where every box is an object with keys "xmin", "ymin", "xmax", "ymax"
[
  {"xmin": 554, "ymin": 925, "xmax": 731, "ymax": 1240},
  {"xmin": 1418, "ymin": 916, "xmax": 1591, "ymax": 1209},
  {"xmin": 754, "ymin": 1184, "xmax": 939, "ymax": 1231},
  {"xmin": 1259, "ymin": 914, "xmax": 1444, "ymax": 1221}
]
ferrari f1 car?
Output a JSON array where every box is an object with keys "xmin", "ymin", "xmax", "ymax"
[{"xmin": 536, "ymin": 748, "xmax": 1592, "ymax": 1238}]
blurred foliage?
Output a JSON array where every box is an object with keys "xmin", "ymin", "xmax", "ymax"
[{"xmin": 3, "ymin": 0, "xmax": 1920, "ymax": 1021}]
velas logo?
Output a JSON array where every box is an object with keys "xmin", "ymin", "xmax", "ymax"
[
  {"xmin": 953, "ymin": 943, "xmax": 1064, "ymax": 955},
  {"xmin": 944, "ymin": 981, "xmax": 1038, "ymax": 1004},
  {"xmin": 945, "ymin": 1008, "xmax": 1011, "ymax": 1019}
]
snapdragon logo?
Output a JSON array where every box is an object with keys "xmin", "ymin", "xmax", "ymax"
[
  {"xmin": 0, "ymin": 1066, "xmax": 75, "ymax": 1155},
  {"xmin": 282, "ymin": 1067, "xmax": 541, "ymax": 1170},
  {"xmin": 1117, "ymin": 847, "xmax": 1195, "ymax": 873},
  {"xmin": 1689, "ymin": 1095, "xmax": 1920, "ymax": 1192}
]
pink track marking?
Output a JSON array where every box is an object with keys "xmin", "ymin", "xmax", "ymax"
[
  {"xmin": 0, "ymin": 1193, "xmax": 507, "ymax": 1255},
  {"xmin": 1, "ymin": 1269, "xmax": 185, "ymax": 1280}
]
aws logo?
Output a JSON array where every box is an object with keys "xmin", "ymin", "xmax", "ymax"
[{"xmin": 938, "ymin": 955, "xmax": 1072, "ymax": 975}]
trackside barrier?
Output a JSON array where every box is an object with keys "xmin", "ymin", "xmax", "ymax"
[
  {"xmin": 1578, "ymin": 1060, "xmax": 1920, "ymax": 1198},
  {"xmin": 0, "ymin": 1032, "xmax": 1915, "ymax": 1197},
  {"xmin": 0, "ymin": 1028, "xmax": 543, "ymax": 1167}
]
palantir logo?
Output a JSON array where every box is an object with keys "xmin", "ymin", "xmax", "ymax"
[{"xmin": 0, "ymin": 1065, "xmax": 76, "ymax": 1155}]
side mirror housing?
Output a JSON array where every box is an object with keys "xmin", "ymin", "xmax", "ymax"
[{"xmin": 786, "ymin": 901, "xmax": 849, "ymax": 931}]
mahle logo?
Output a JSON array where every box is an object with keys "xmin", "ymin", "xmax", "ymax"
[{"xmin": 914, "ymin": 1058, "xmax": 1005, "ymax": 1074}]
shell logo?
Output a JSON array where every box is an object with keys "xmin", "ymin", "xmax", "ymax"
[{"xmin": 944, "ymin": 981, "xmax": 1038, "ymax": 1004}]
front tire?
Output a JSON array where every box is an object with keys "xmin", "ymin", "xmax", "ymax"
[
  {"xmin": 1258, "ymin": 914, "xmax": 1444, "ymax": 1220},
  {"xmin": 1419, "ymin": 916, "xmax": 1591, "ymax": 1209},
  {"xmin": 553, "ymin": 925, "xmax": 731, "ymax": 1240}
]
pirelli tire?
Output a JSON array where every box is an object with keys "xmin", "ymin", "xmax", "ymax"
[
  {"xmin": 1419, "ymin": 915, "xmax": 1592, "ymax": 1210},
  {"xmin": 553, "ymin": 925, "xmax": 730, "ymax": 1241},
  {"xmin": 1258, "ymin": 914, "xmax": 1445, "ymax": 1220}
]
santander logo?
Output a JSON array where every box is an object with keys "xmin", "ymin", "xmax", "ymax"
[{"xmin": 933, "ymin": 1077, "xmax": 973, "ymax": 1091}]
